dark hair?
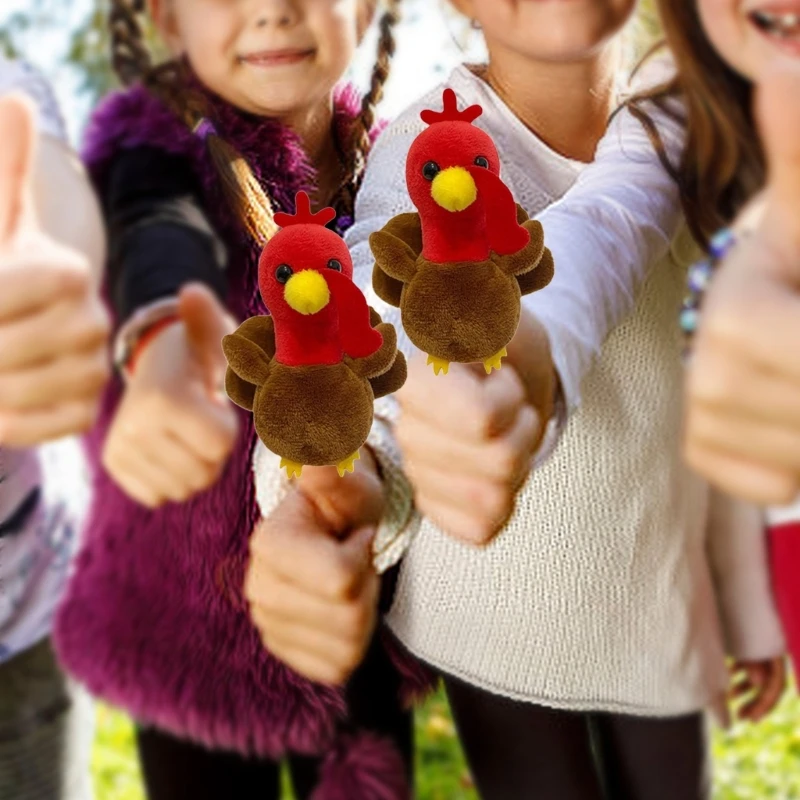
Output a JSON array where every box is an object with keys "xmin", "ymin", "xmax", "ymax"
[
  {"xmin": 109, "ymin": 0, "xmax": 402, "ymax": 242},
  {"xmin": 626, "ymin": 0, "xmax": 764, "ymax": 247}
]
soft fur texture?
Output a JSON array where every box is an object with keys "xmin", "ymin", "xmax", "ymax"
[
  {"xmin": 53, "ymin": 82, "xmax": 432, "ymax": 793},
  {"xmin": 223, "ymin": 311, "xmax": 404, "ymax": 467},
  {"xmin": 401, "ymin": 258, "xmax": 522, "ymax": 362},
  {"xmin": 225, "ymin": 316, "xmax": 277, "ymax": 411},
  {"xmin": 311, "ymin": 732, "xmax": 409, "ymax": 800},
  {"xmin": 252, "ymin": 362, "xmax": 375, "ymax": 466},
  {"xmin": 371, "ymin": 208, "xmax": 553, "ymax": 362}
]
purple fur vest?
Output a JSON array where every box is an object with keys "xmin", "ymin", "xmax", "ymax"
[{"xmin": 53, "ymin": 84, "xmax": 431, "ymax": 796}]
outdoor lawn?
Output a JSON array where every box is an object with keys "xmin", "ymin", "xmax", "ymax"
[{"xmin": 93, "ymin": 684, "xmax": 800, "ymax": 799}]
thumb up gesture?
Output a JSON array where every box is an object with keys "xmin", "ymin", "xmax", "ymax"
[
  {"xmin": 245, "ymin": 453, "xmax": 385, "ymax": 685},
  {"xmin": 102, "ymin": 284, "xmax": 239, "ymax": 508},
  {"xmin": 685, "ymin": 61, "xmax": 800, "ymax": 505},
  {"xmin": 0, "ymin": 94, "xmax": 111, "ymax": 447}
]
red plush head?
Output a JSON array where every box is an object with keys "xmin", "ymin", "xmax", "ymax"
[
  {"xmin": 258, "ymin": 192, "xmax": 382, "ymax": 367},
  {"xmin": 407, "ymin": 88, "xmax": 529, "ymax": 263}
]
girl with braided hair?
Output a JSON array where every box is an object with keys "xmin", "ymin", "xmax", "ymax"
[{"xmin": 51, "ymin": 2, "xmax": 422, "ymax": 798}]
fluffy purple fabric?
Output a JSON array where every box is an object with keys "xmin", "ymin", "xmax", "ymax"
[
  {"xmin": 52, "ymin": 81, "xmax": 429, "ymax": 780},
  {"xmin": 381, "ymin": 629, "xmax": 439, "ymax": 709},
  {"xmin": 312, "ymin": 733, "xmax": 409, "ymax": 800}
]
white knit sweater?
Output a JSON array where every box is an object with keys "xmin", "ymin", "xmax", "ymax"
[{"xmin": 345, "ymin": 66, "xmax": 784, "ymax": 716}]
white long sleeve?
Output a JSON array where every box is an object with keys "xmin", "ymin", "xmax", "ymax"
[{"xmin": 528, "ymin": 99, "xmax": 686, "ymax": 410}]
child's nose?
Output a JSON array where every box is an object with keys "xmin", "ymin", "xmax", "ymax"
[{"xmin": 254, "ymin": 0, "xmax": 299, "ymax": 29}]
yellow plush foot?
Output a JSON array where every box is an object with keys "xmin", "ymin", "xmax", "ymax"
[
  {"xmin": 280, "ymin": 458, "xmax": 304, "ymax": 480},
  {"xmin": 483, "ymin": 347, "xmax": 508, "ymax": 374},
  {"xmin": 336, "ymin": 450, "xmax": 361, "ymax": 477},
  {"xmin": 426, "ymin": 355, "xmax": 450, "ymax": 376}
]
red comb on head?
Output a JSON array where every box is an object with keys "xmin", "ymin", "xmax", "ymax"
[
  {"xmin": 420, "ymin": 88, "xmax": 483, "ymax": 126},
  {"xmin": 274, "ymin": 191, "xmax": 337, "ymax": 228}
]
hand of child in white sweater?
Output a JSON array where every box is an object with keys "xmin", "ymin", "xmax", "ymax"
[
  {"xmin": 685, "ymin": 62, "xmax": 800, "ymax": 505},
  {"xmin": 245, "ymin": 451, "xmax": 384, "ymax": 685},
  {"xmin": 728, "ymin": 656, "xmax": 786, "ymax": 723},
  {"xmin": 396, "ymin": 314, "xmax": 553, "ymax": 547},
  {"xmin": 0, "ymin": 95, "xmax": 110, "ymax": 447},
  {"xmin": 103, "ymin": 284, "xmax": 238, "ymax": 508}
]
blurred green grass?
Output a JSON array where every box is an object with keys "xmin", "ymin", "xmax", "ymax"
[{"xmin": 92, "ymin": 685, "xmax": 800, "ymax": 800}]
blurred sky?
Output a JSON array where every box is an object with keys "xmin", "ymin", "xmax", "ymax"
[{"xmin": 0, "ymin": 0, "xmax": 486, "ymax": 145}]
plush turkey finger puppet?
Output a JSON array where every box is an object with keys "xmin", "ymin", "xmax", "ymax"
[
  {"xmin": 222, "ymin": 191, "xmax": 407, "ymax": 480},
  {"xmin": 369, "ymin": 88, "xmax": 555, "ymax": 376}
]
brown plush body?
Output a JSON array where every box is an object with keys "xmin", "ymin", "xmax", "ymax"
[
  {"xmin": 223, "ymin": 310, "xmax": 406, "ymax": 467},
  {"xmin": 255, "ymin": 361, "xmax": 375, "ymax": 466},
  {"xmin": 402, "ymin": 259, "xmax": 521, "ymax": 362},
  {"xmin": 370, "ymin": 206, "xmax": 554, "ymax": 363}
]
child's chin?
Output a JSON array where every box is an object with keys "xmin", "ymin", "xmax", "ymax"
[{"xmin": 241, "ymin": 81, "xmax": 322, "ymax": 118}]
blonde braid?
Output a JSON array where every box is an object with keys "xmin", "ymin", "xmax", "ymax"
[{"xmin": 331, "ymin": 0, "xmax": 403, "ymax": 219}]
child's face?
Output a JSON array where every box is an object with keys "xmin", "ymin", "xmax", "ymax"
[
  {"xmin": 453, "ymin": 0, "xmax": 638, "ymax": 62},
  {"xmin": 697, "ymin": 0, "xmax": 800, "ymax": 82},
  {"xmin": 150, "ymin": 0, "xmax": 373, "ymax": 116}
]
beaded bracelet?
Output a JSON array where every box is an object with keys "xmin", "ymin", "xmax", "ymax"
[{"xmin": 680, "ymin": 227, "xmax": 738, "ymax": 358}]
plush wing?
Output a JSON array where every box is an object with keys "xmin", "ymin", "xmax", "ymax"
[
  {"xmin": 369, "ymin": 350, "xmax": 407, "ymax": 399},
  {"xmin": 346, "ymin": 307, "xmax": 408, "ymax": 398},
  {"xmin": 345, "ymin": 322, "xmax": 397, "ymax": 379},
  {"xmin": 516, "ymin": 246, "xmax": 555, "ymax": 297},
  {"xmin": 370, "ymin": 213, "xmax": 423, "ymax": 307},
  {"xmin": 493, "ymin": 218, "xmax": 546, "ymax": 278},
  {"xmin": 223, "ymin": 315, "xmax": 275, "ymax": 410}
]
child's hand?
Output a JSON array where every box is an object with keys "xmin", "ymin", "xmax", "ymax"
[
  {"xmin": 396, "ymin": 349, "xmax": 546, "ymax": 547},
  {"xmin": 245, "ymin": 451, "xmax": 384, "ymax": 685},
  {"xmin": 728, "ymin": 657, "xmax": 786, "ymax": 723},
  {"xmin": 0, "ymin": 94, "xmax": 111, "ymax": 447},
  {"xmin": 102, "ymin": 284, "xmax": 238, "ymax": 508},
  {"xmin": 684, "ymin": 61, "xmax": 800, "ymax": 504}
]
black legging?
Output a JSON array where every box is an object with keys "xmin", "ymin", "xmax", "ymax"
[
  {"xmin": 136, "ymin": 633, "xmax": 414, "ymax": 800},
  {"xmin": 444, "ymin": 676, "xmax": 710, "ymax": 800}
]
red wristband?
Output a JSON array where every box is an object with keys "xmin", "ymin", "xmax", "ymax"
[{"xmin": 127, "ymin": 315, "xmax": 181, "ymax": 376}]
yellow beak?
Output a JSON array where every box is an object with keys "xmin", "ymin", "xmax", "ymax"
[
  {"xmin": 284, "ymin": 270, "xmax": 330, "ymax": 315},
  {"xmin": 431, "ymin": 167, "xmax": 478, "ymax": 212}
]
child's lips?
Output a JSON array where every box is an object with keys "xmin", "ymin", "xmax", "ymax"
[
  {"xmin": 748, "ymin": 4, "xmax": 800, "ymax": 54},
  {"xmin": 240, "ymin": 48, "xmax": 315, "ymax": 67}
]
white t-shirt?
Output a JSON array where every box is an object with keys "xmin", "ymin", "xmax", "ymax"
[{"xmin": 0, "ymin": 57, "xmax": 89, "ymax": 663}]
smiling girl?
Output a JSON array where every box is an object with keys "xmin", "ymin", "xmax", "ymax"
[
  {"xmin": 638, "ymin": 0, "xmax": 800, "ymax": 726},
  {"xmin": 50, "ymin": 1, "xmax": 420, "ymax": 799}
]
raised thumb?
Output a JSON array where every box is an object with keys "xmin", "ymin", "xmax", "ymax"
[
  {"xmin": 178, "ymin": 283, "xmax": 236, "ymax": 384},
  {"xmin": 340, "ymin": 525, "xmax": 377, "ymax": 578},
  {"xmin": 299, "ymin": 463, "xmax": 384, "ymax": 536},
  {"xmin": 756, "ymin": 60, "xmax": 800, "ymax": 254},
  {"xmin": 0, "ymin": 94, "xmax": 38, "ymax": 246}
]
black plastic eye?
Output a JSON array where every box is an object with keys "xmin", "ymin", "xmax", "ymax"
[
  {"xmin": 422, "ymin": 161, "xmax": 441, "ymax": 181},
  {"xmin": 474, "ymin": 156, "xmax": 490, "ymax": 169},
  {"xmin": 327, "ymin": 259, "xmax": 342, "ymax": 271},
  {"xmin": 275, "ymin": 264, "xmax": 293, "ymax": 284}
]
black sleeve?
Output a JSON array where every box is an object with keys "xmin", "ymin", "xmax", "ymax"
[{"xmin": 103, "ymin": 146, "xmax": 229, "ymax": 323}]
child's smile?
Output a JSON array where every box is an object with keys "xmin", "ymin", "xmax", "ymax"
[
  {"xmin": 747, "ymin": 3, "xmax": 800, "ymax": 55},
  {"xmin": 699, "ymin": 0, "xmax": 800, "ymax": 81},
  {"xmin": 238, "ymin": 47, "xmax": 317, "ymax": 69}
]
